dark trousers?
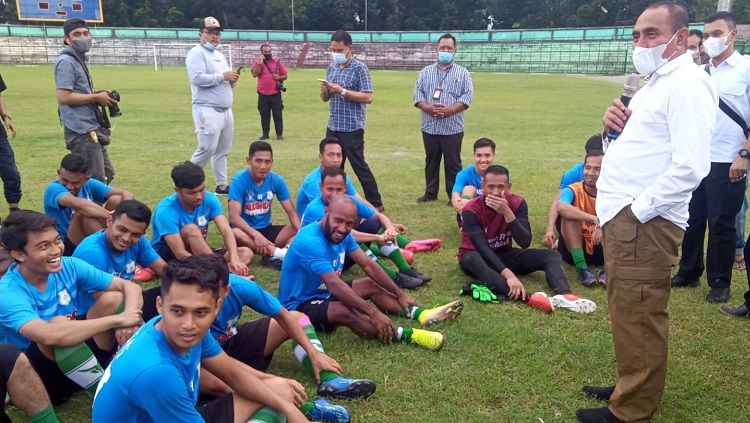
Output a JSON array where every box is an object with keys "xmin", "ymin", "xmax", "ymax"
[
  {"xmin": 326, "ymin": 128, "xmax": 383, "ymax": 208},
  {"xmin": 676, "ymin": 162, "xmax": 745, "ymax": 288},
  {"xmin": 422, "ymin": 131, "xmax": 463, "ymax": 200},
  {"xmin": 0, "ymin": 135, "xmax": 21, "ymax": 205},
  {"xmin": 743, "ymin": 235, "xmax": 750, "ymax": 306},
  {"xmin": 459, "ymin": 247, "xmax": 571, "ymax": 296},
  {"xmin": 257, "ymin": 93, "xmax": 283, "ymax": 137}
]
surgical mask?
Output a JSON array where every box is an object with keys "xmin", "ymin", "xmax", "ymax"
[
  {"xmin": 437, "ymin": 51, "xmax": 454, "ymax": 65},
  {"xmin": 704, "ymin": 35, "xmax": 729, "ymax": 58},
  {"xmin": 331, "ymin": 52, "xmax": 347, "ymax": 65},
  {"xmin": 70, "ymin": 38, "xmax": 91, "ymax": 54},
  {"xmin": 263, "ymin": 53, "xmax": 272, "ymax": 61},
  {"xmin": 632, "ymin": 32, "xmax": 677, "ymax": 76},
  {"xmin": 203, "ymin": 42, "xmax": 217, "ymax": 52}
]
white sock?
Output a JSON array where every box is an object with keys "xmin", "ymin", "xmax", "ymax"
[
  {"xmin": 273, "ymin": 247, "xmax": 287, "ymax": 259},
  {"xmin": 379, "ymin": 241, "xmax": 398, "ymax": 256}
]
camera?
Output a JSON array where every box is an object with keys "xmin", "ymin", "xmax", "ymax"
[
  {"xmin": 108, "ymin": 90, "xmax": 122, "ymax": 117},
  {"xmin": 277, "ymin": 82, "xmax": 287, "ymax": 93}
]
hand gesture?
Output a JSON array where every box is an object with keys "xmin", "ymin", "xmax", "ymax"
[
  {"xmin": 603, "ymin": 98, "xmax": 632, "ymax": 134},
  {"xmin": 506, "ymin": 275, "xmax": 526, "ymax": 301},
  {"xmin": 542, "ymin": 230, "xmax": 557, "ymax": 249},
  {"xmin": 3, "ymin": 116, "xmax": 15, "ymax": 139},
  {"xmin": 370, "ymin": 310, "xmax": 395, "ymax": 344},
  {"xmin": 326, "ymin": 82, "xmax": 344, "ymax": 95},
  {"xmin": 223, "ymin": 70, "xmax": 239, "ymax": 82},
  {"xmin": 95, "ymin": 91, "xmax": 116, "ymax": 107},
  {"xmin": 115, "ymin": 324, "xmax": 140, "ymax": 346},
  {"xmin": 116, "ymin": 309, "xmax": 143, "ymax": 330},
  {"xmin": 228, "ymin": 258, "xmax": 248, "ymax": 277},
  {"xmin": 485, "ymin": 192, "xmax": 511, "ymax": 216},
  {"xmin": 284, "ymin": 378, "xmax": 307, "ymax": 407},
  {"xmin": 592, "ymin": 226, "xmax": 603, "ymax": 246},
  {"xmin": 309, "ymin": 352, "xmax": 344, "ymax": 383},
  {"xmin": 729, "ymin": 156, "xmax": 748, "ymax": 183}
]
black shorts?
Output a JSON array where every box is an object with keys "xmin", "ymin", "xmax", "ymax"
[
  {"xmin": 558, "ymin": 232, "xmax": 605, "ymax": 267},
  {"xmin": 199, "ymin": 392, "xmax": 235, "ymax": 422},
  {"xmin": 63, "ymin": 237, "xmax": 77, "ymax": 257},
  {"xmin": 25, "ymin": 338, "xmax": 114, "ymax": 405},
  {"xmin": 222, "ymin": 317, "xmax": 274, "ymax": 371},
  {"xmin": 141, "ymin": 286, "xmax": 161, "ymax": 322},
  {"xmin": 0, "ymin": 344, "xmax": 20, "ymax": 416},
  {"xmin": 258, "ymin": 225, "xmax": 285, "ymax": 245},
  {"xmin": 297, "ymin": 298, "xmax": 339, "ymax": 333},
  {"xmin": 158, "ymin": 243, "xmax": 227, "ymax": 263}
]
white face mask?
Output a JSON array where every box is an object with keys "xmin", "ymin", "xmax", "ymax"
[
  {"xmin": 704, "ymin": 35, "xmax": 729, "ymax": 58},
  {"xmin": 632, "ymin": 32, "xmax": 678, "ymax": 76}
]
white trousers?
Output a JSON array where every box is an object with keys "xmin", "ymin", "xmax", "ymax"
[{"xmin": 190, "ymin": 106, "xmax": 234, "ymax": 186}]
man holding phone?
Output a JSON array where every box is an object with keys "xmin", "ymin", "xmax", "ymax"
[{"xmin": 251, "ymin": 44, "xmax": 287, "ymax": 141}]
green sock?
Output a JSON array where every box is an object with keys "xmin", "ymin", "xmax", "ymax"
[
  {"xmin": 570, "ymin": 247, "xmax": 588, "ymax": 270},
  {"xmin": 360, "ymin": 243, "xmax": 397, "ymax": 278},
  {"xmin": 248, "ymin": 406, "xmax": 287, "ymax": 423},
  {"xmin": 393, "ymin": 327, "xmax": 413, "ymax": 342},
  {"xmin": 299, "ymin": 401, "xmax": 316, "ymax": 419},
  {"xmin": 31, "ymin": 405, "xmax": 59, "ymax": 423},
  {"xmin": 383, "ymin": 247, "xmax": 410, "ymax": 272},
  {"xmin": 369, "ymin": 242, "xmax": 384, "ymax": 257},
  {"xmin": 395, "ymin": 233, "xmax": 410, "ymax": 248},
  {"xmin": 54, "ymin": 343, "xmax": 103, "ymax": 394},
  {"xmin": 398, "ymin": 306, "xmax": 424, "ymax": 321},
  {"xmin": 292, "ymin": 315, "xmax": 339, "ymax": 383}
]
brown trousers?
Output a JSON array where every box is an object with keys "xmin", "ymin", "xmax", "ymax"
[{"xmin": 601, "ymin": 206, "xmax": 683, "ymax": 422}]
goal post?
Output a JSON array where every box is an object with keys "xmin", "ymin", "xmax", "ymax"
[{"xmin": 152, "ymin": 43, "xmax": 234, "ymax": 70}]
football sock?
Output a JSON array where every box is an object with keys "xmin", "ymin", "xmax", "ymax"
[
  {"xmin": 31, "ymin": 405, "xmax": 59, "ymax": 423},
  {"xmin": 380, "ymin": 243, "xmax": 411, "ymax": 271},
  {"xmin": 570, "ymin": 247, "xmax": 588, "ymax": 270},
  {"xmin": 273, "ymin": 247, "xmax": 287, "ymax": 259},
  {"xmin": 298, "ymin": 401, "xmax": 316, "ymax": 419},
  {"xmin": 54, "ymin": 343, "xmax": 103, "ymax": 394},
  {"xmin": 293, "ymin": 316, "xmax": 339, "ymax": 383},
  {"xmin": 247, "ymin": 406, "xmax": 286, "ymax": 423},
  {"xmin": 399, "ymin": 305, "xmax": 425, "ymax": 321},
  {"xmin": 360, "ymin": 244, "xmax": 397, "ymax": 278},
  {"xmin": 392, "ymin": 327, "xmax": 413, "ymax": 342}
]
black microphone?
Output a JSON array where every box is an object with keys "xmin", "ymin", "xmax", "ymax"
[{"xmin": 606, "ymin": 74, "xmax": 640, "ymax": 141}]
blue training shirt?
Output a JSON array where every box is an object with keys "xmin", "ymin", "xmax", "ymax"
[
  {"xmin": 452, "ymin": 165, "xmax": 484, "ymax": 195},
  {"xmin": 43, "ymin": 179, "xmax": 112, "ymax": 241},
  {"xmin": 296, "ymin": 167, "xmax": 357, "ymax": 216},
  {"xmin": 0, "ymin": 257, "xmax": 113, "ymax": 350},
  {"xmin": 150, "ymin": 192, "xmax": 224, "ymax": 252},
  {"xmin": 228, "ymin": 169, "xmax": 291, "ymax": 230},
  {"xmin": 277, "ymin": 223, "xmax": 359, "ymax": 310},
  {"xmin": 211, "ymin": 274, "xmax": 282, "ymax": 344},
  {"xmin": 559, "ymin": 162, "xmax": 584, "ymax": 189},
  {"xmin": 73, "ymin": 230, "xmax": 160, "ymax": 314},
  {"xmin": 301, "ymin": 195, "xmax": 375, "ymax": 227},
  {"xmin": 558, "ymin": 187, "xmax": 576, "ymax": 205},
  {"xmin": 92, "ymin": 316, "xmax": 222, "ymax": 423}
]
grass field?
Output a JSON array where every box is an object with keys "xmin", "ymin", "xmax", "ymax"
[{"xmin": 2, "ymin": 64, "xmax": 749, "ymax": 422}]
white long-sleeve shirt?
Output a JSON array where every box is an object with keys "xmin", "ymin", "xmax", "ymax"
[
  {"xmin": 596, "ymin": 52, "xmax": 718, "ymax": 229},
  {"xmin": 707, "ymin": 51, "xmax": 750, "ymax": 163},
  {"xmin": 185, "ymin": 44, "xmax": 233, "ymax": 109}
]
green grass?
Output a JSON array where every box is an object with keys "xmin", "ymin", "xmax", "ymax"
[{"xmin": 2, "ymin": 65, "xmax": 749, "ymax": 422}]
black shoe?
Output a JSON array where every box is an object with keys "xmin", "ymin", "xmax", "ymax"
[
  {"xmin": 276, "ymin": 135, "xmax": 284, "ymax": 140},
  {"xmin": 258, "ymin": 135, "xmax": 270, "ymax": 140},
  {"xmin": 671, "ymin": 274, "xmax": 700, "ymax": 288},
  {"xmin": 578, "ymin": 268, "xmax": 597, "ymax": 287},
  {"xmin": 576, "ymin": 407, "xmax": 624, "ymax": 423},
  {"xmin": 215, "ymin": 185, "xmax": 230, "ymax": 195},
  {"xmin": 393, "ymin": 272, "xmax": 425, "ymax": 289},
  {"xmin": 401, "ymin": 267, "xmax": 432, "ymax": 283},
  {"xmin": 375, "ymin": 205, "xmax": 385, "ymax": 213},
  {"xmin": 416, "ymin": 195, "xmax": 437, "ymax": 203},
  {"xmin": 706, "ymin": 287, "xmax": 730, "ymax": 303},
  {"xmin": 720, "ymin": 303, "xmax": 749, "ymax": 317},
  {"xmin": 582, "ymin": 385, "xmax": 615, "ymax": 401},
  {"xmin": 260, "ymin": 255, "xmax": 283, "ymax": 270}
]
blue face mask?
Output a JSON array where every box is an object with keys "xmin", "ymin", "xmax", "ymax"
[
  {"xmin": 438, "ymin": 51, "xmax": 454, "ymax": 65},
  {"xmin": 331, "ymin": 52, "xmax": 347, "ymax": 65},
  {"xmin": 203, "ymin": 42, "xmax": 217, "ymax": 52}
]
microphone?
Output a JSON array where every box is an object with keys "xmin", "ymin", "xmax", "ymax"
[{"xmin": 606, "ymin": 73, "xmax": 640, "ymax": 141}]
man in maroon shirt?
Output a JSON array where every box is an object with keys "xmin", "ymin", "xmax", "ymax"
[
  {"xmin": 458, "ymin": 165, "xmax": 596, "ymax": 314},
  {"xmin": 251, "ymin": 43, "xmax": 287, "ymax": 141}
]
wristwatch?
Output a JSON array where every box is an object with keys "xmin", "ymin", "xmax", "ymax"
[
  {"xmin": 340, "ymin": 89, "xmax": 347, "ymax": 97},
  {"xmin": 739, "ymin": 148, "xmax": 750, "ymax": 159}
]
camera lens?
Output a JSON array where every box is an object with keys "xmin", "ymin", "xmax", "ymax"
[{"xmin": 108, "ymin": 90, "xmax": 122, "ymax": 117}]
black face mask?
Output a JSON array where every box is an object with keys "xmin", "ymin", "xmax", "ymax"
[{"xmin": 263, "ymin": 53, "xmax": 272, "ymax": 61}]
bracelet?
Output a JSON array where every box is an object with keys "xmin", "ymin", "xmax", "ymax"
[{"xmin": 341, "ymin": 89, "xmax": 347, "ymax": 97}]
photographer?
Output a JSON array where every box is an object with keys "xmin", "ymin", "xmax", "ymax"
[
  {"xmin": 55, "ymin": 18, "xmax": 118, "ymax": 184},
  {"xmin": 251, "ymin": 43, "xmax": 287, "ymax": 141}
]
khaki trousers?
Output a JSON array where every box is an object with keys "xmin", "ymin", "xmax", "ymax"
[{"xmin": 602, "ymin": 206, "xmax": 683, "ymax": 422}]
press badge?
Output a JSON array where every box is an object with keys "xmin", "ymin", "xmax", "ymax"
[{"xmin": 432, "ymin": 88, "xmax": 442, "ymax": 100}]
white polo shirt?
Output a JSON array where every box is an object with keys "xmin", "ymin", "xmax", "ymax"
[
  {"xmin": 596, "ymin": 52, "xmax": 718, "ymax": 229},
  {"xmin": 707, "ymin": 50, "xmax": 750, "ymax": 163}
]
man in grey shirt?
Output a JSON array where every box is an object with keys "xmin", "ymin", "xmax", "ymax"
[
  {"xmin": 55, "ymin": 18, "xmax": 118, "ymax": 184},
  {"xmin": 186, "ymin": 17, "xmax": 239, "ymax": 195}
]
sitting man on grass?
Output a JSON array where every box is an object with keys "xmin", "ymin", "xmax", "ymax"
[
  {"xmin": 0, "ymin": 343, "xmax": 61, "ymax": 423},
  {"xmin": 280, "ymin": 195, "xmax": 463, "ymax": 352},
  {"xmin": 151, "ymin": 161, "xmax": 250, "ymax": 276},
  {"xmin": 556, "ymin": 150, "xmax": 606, "ymax": 286},
  {"xmin": 93, "ymin": 255, "xmax": 347, "ymax": 423},
  {"xmin": 458, "ymin": 165, "xmax": 596, "ymax": 314},
  {"xmin": 301, "ymin": 167, "xmax": 430, "ymax": 289},
  {"xmin": 451, "ymin": 137, "xmax": 497, "ymax": 215},
  {"xmin": 229, "ymin": 141, "xmax": 300, "ymax": 270},
  {"xmin": 43, "ymin": 153, "xmax": 133, "ymax": 256},
  {"xmin": 0, "ymin": 210, "xmax": 143, "ymax": 406}
]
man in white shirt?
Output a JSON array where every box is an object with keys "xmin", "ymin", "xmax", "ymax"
[
  {"xmin": 671, "ymin": 11, "xmax": 750, "ymax": 304},
  {"xmin": 576, "ymin": 2, "xmax": 718, "ymax": 423}
]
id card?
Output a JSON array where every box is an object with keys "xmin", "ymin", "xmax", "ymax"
[{"xmin": 432, "ymin": 88, "xmax": 442, "ymax": 100}]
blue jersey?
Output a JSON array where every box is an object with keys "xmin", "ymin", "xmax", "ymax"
[
  {"xmin": 0, "ymin": 257, "xmax": 113, "ymax": 350},
  {"xmin": 73, "ymin": 230, "xmax": 160, "ymax": 314},
  {"xmin": 559, "ymin": 162, "xmax": 584, "ymax": 189},
  {"xmin": 150, "ymin": 192, "xmax": 224, "ymax": 252},
  {"xmin": 92, "ymin": 316, "xmax": 222, "ymax": 423},
  {"xmin": 452, "ymin": 165, "xmax": 484, "ymax": 195},
  {"xmin": 278, "ymin": 223, "xmax": 359, "ymax": 310},
  {"xmin": 43, "ymin": 179, "xmax": 111, "ymax": 241},
  {"xmin": 301, "ymin": 195, "xmax": 375, "ymax": 227},
  {"xmin": 211, "ymin": 274, "xmax": 282, "ymax": 344},
  {"xmin": 228, "ymin": 169, "xmax": 291, "ymax": 230},
  {"xmin": 296, "ymin": 167, "xmax": 357, "ymax": 216}
]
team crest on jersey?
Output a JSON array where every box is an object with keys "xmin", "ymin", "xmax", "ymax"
[
  {"xmin": 125, "ymin": 261, "xmax": 136, "ymax": 275},
  {"xmin": 58, "ymin": 289, "xmax": 72, "ymax": 306},
  {"xmin": 256, "ymin": 194, "xmax": 264, "ymax": 200},
  {"xmin": 197, "ymin": 215, "xmax": 208, "ymax": 226},
  {"xmin": 266, "ymin": 191, "xmax": 273, "ymax": 200}
]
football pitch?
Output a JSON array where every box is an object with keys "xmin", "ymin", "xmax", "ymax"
[{"xmin": 2, "ymin": 65, "xmax": 749, "ymax": 422}]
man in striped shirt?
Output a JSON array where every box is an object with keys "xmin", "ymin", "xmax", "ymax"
[{"xmin": 414, "ymin": 33, "xmax": 474, "ymax": 204}]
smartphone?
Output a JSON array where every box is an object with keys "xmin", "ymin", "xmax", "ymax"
[
  {"xmin": 236, "ymin": 66, "xmax": 244, "ymax": 74},
  {"xmin": 317, "ymin": 79, "xmax": 328, "ymax": 83}
]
